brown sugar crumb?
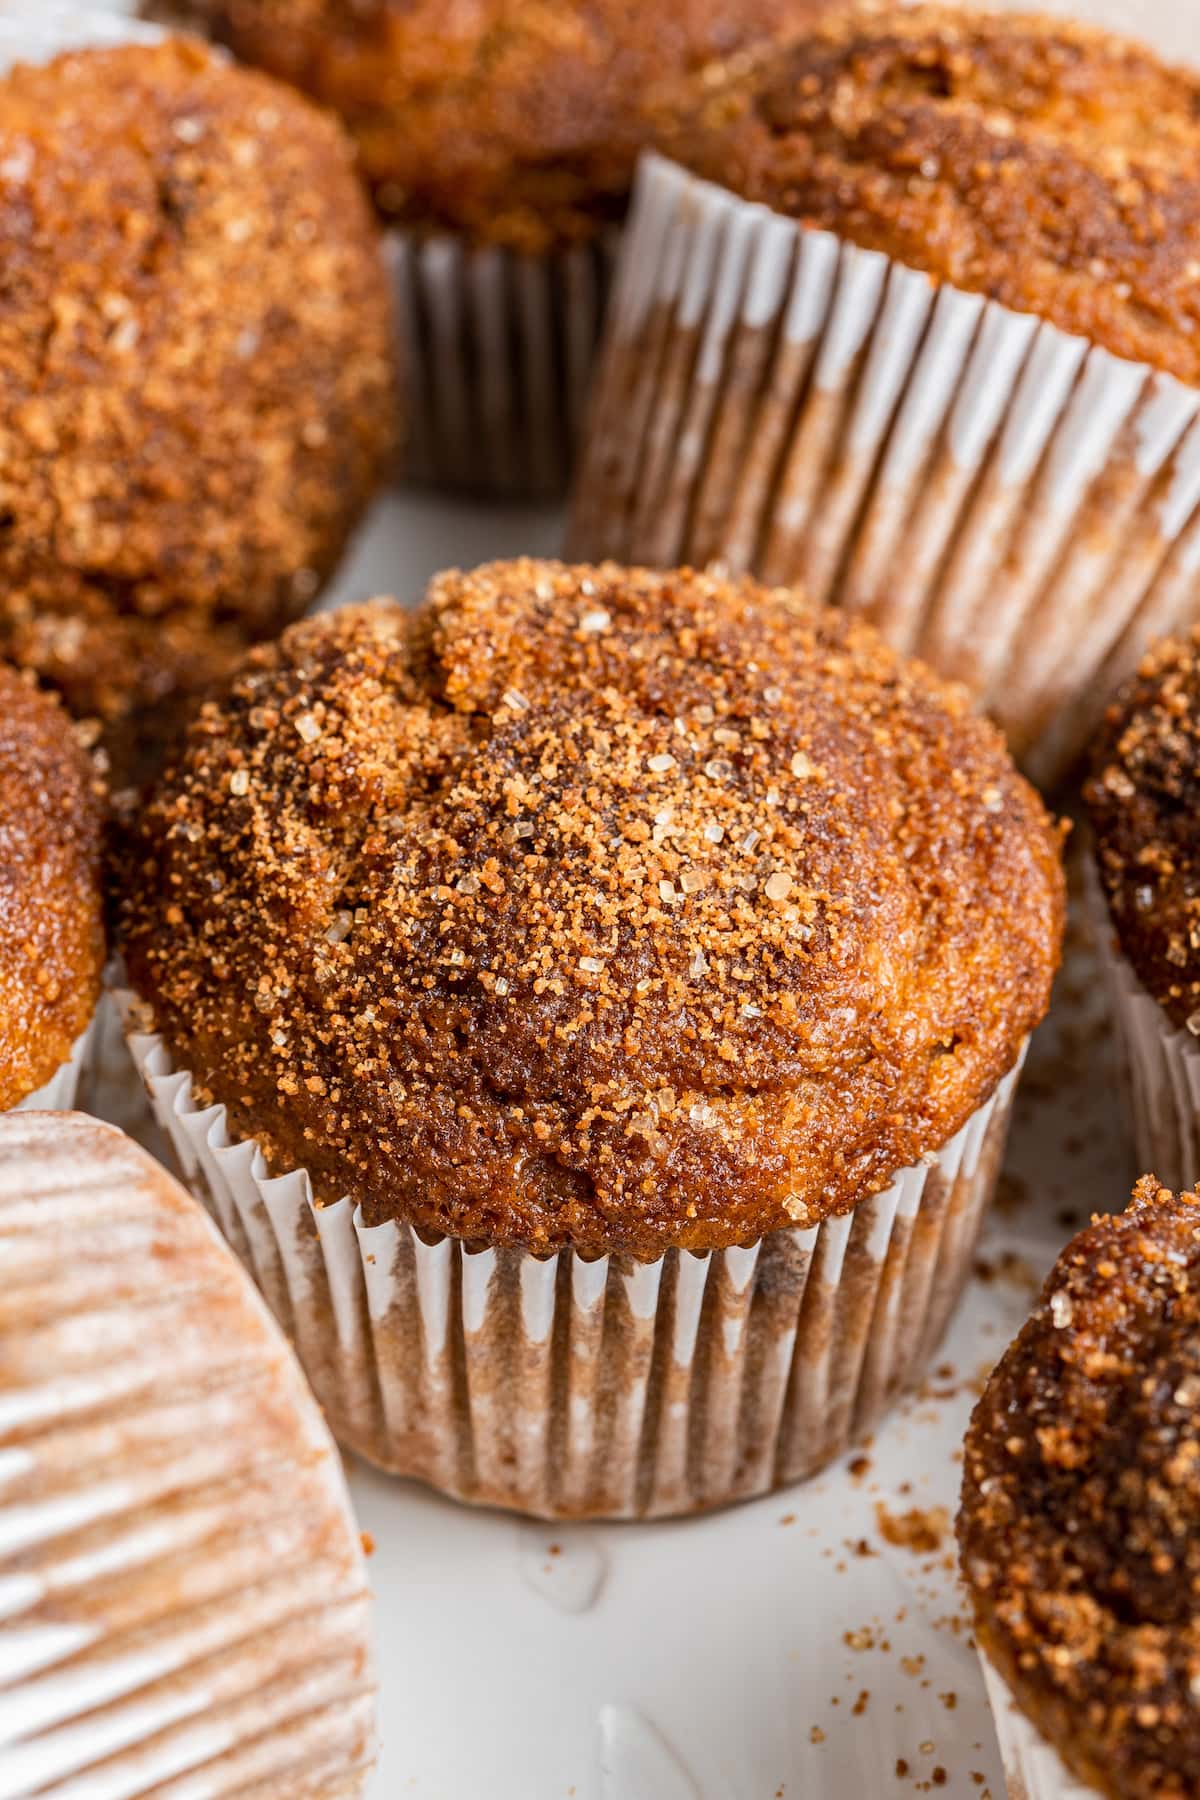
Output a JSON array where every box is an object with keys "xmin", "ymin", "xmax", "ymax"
[
  {"xmin": 877, "ymin": 1504, "xmax": 950, "ymax": 1555},
  {"xmin": 169, "ymin": 0, "xmax": 833, "ymax": 252},
  {"xmin": 0, "ymin": 39, "xmax": 394, "ymax": 782},
  {"xmin": 852, "ymin": 1690, "xmax": 870, "ymax": 1716},
  {"xmin": 0, "ymin": 668, "xmax": 104, "ymax": 1107},
  {"xmin": 960, "ymin": 1177, "xmax": 1200, "ymax": 1799},
  {"xmin": 895, "ymin": 1760, "xmax": 910, "ymax": 1779},
  {"xmin": 848, "ymin": 1454, "xmax": 873, "ymax": 1481},
  {"xmin": 809, "ymin": 1726, "xmax": 826, "ymax": 1745},
  {"xmin": 1087, "ymin": 628, "xmax": 1200, "ymax": 1031},
  {"xmin": 118, "ymin": 559, "xmax": 1063, "ymax": 1257},
  {"xmin": 673, "ymin": 6, "xmax": 1200, "ymax": 387}
]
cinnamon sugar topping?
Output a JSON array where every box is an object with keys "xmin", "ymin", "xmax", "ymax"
[{"xmin": 119, "ymin": 559, "xmax": 1063, "ymax": 1257}]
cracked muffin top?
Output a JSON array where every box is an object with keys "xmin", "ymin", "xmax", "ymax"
[
  {"xmin": 0, "ymin": 668, "xmax": 104, "ymax": 1108},
  {"xmin": 673, "ymin": 4, "xmax": 1200, "ymax": 385},
  {"xmin": 960, "ymin": 1178, "xmax": 1200, "ymax": 1800},
  {"xmin": 0, "ymin": 36, "xmax": 394, "ymax": 783},
  {"xmin": 165, "ymin": 0, "xmax": 831, "ymax": 253},
  {"xmin": 117, "ymin": 559, "xmax": 1064, "ymax": 1256},
  {"xmin": 1087, "ymin": 629, "xmax": 1200, "ymax": 1032}
]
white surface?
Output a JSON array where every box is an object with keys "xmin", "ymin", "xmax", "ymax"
[{"xmin": 313, "ymin": 490, "xmax": 1127, "ymax": 1800}]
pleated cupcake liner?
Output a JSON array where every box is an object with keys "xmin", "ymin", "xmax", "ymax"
[
  {"xmin": 567, "ymin": 153, "xmax": 1200, "ymax": 788},
  {"xmin": 0, "ymin": 1111, "xmax": 375, "ymax": 1799},
  {"xmin": 115, "ymin": 983, "xmax": 1023, "ymax": 1520},
  {"xmin": 1087, "ymin": 858, "xmax": 1200, "ymax": 1193},
  {"xmin": 389, "ymin": 226, "xmax": 616, "ymax": 500},
  {"xmin": 14, "ymin": 1010, "xmax": 100, "ymax": 1115},
  {"xmin": 980, "ymin": 1656, "xmax": 1101, "ymax": 1800}
]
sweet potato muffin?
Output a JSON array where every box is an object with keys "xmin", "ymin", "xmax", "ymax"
[
  {"xmin": 960, "ymin": 1177, "xmax": 1200, "ymax": 1799},
  {"xmin": 0, "ymin": 667, "xmax": 104, "ymax": 1110},
  {"xmin": 1087, "ymin": 629, "xmax": 1200, "ymax": 1034},
  {"xmin": 674, "ymin": 4, "xmax": 1200, "ymax": 383},
  {"xmin": 166, "ymin": 0, "xmax": 833, "ymax": 253},
  {"xmin": 118, "ymin": 559, "xmax": 1064, "ymax": 1259},
  {"xmin": 0, "ymin": 1110, "xmax": 376, "ymax": 1793},
  {"xmin": 0, "ymin": 36, "xmax": 395, "ymax": 781}
]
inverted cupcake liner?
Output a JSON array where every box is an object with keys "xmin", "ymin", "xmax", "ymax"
[
  {"xmin": 115, "ymin": 985, "xmax": 1022, "ymax": 1520},
  {"xmin": 980, "ymin": 1656, "xmax": 1100, "ymax": 1800},
  {"xmin": 567, "ymin": 153, "xmax": 1200, "ymax": 788},
  {"xmin": 0, "ymin": 1111, "xmax": 375, "ymax": 1799},
  {"xmin": 1087, "ymin": 859, "xmax": 1200, "ymax": 1194},
  {"xmin": 390, "ymin": 227, "xmax": 616, "ymax": 500},
  {"xmin": 13, "ymin": 1011, "xmax": 99, "ymax": 1115}
]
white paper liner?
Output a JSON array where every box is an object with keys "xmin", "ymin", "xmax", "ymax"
[
  {"xmin": 390, "ymin": 226, "xmax": 616, "ymax": 499},
  {"xmin": 115, "ymin": 986, "xmax": 1024, "ymax": 1520},
  {"xmin": 980, "ymin": 1656, "xmax": 1101, "ymax": 1800},
  {"xmin": 568, "ymin": 153, "xmax": 1200, "ymax": 788},
  {"xmin": 1086, "ymin": 858, "xmax": 1200, "ymax": 1193},
  {"xmin": 0, "ymin": 1111, "xmax": 375, "ymax": 1799},
  {"xmin": 12, "ymin": 1011, "xmax": 99, "ymax": 1116}
]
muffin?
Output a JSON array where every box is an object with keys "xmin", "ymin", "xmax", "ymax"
[
  {"xmin": 0, "ymin": 1110, "xmax": 375, "ymax": 1796},
  {"xmin": 960, "ymin": 1176, "xmax": 1200, "ymax": 1800},
  {"xmin": 0, "ymin": 32, "xmax": 395, "ymax": 785},
  {"xmin": 114, "ymin": 558, "xmax": 1064, "ymax": 1519},
  {"xmin": 1085, "ymin": 629, "xmax": 1200, "ymax": 1193},
  {"xmin": 568, "ymin": 4, "xmax": 1200, "ymax": 789},
  {"xmin": 0, "ymin": 665, "xmax": 103, "ymax": 1112},
  {"xmin": 164, "ymin": 0, "xmax": 829, "ymax": 497}
]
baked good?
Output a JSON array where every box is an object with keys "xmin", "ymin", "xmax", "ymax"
[
  {"xmin": 960, "ymin": 1175, "xmax": 1200, "ymax": 1799},
  {"xmin": 169, "ymin": 0, "xmax": 831, "ymax": 252},
  {"xmin": 0, "ymin": 665, "xmax": 103, "ymax": 1110},
  {"xmin": 1086, "ymin": 629, "xmax": 1200, "ymax": 1193},
  {"xmin": 568, "ymin": 5, "xmax": 1200, "ymax": 786},
  {"xmin": 0, "ymin": 35, "xmax": 394, "ymax": 781},
  {"xmin": 115, "ymin": 557, "xmax": 1064, "ymax": 1515},
  {"xmin": 0, "ymin": 1110, "xmax": 376, "ymax": 1796},
  {"xmin": 163, "ymin": 0, "xmax": 827, "ymax": 494}
]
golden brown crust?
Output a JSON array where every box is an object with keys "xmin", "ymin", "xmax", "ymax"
[
  {"xmin": 168, "ymin": 0, "xmax": 830, "ymax": 252},
  {"xmin": 1086, "ymin": 630, "xmax": 1200, "ymax": 1032},
  {"xmin": 672, "ymin": 5, "xmax": 1200, "ymax": 386},
  {"xmin": 0, "ymin": 670, "xmax": 104, "ymax": 1107},
  {"xmin": 960, "ymin": 1178, "xmax": 1200, "ymax": 1800},
  {"xmin": 0, "ymin": 38, "xmax": 395, "ymax": 783},
  {"xmin": 117, "ymin": 559, "xmax": 1064, "ymax": 1256}
]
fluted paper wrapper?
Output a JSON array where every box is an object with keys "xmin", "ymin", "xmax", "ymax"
[
  {"xmin": 1087, "ymin": 859, "xmax": 1200, "ymax": 1193},
  {"xmin": 0, "ymin": 1112, "xmax": 376, "ymax": 1799},
  {"xmin": 568, "ymin": 154, "xmax": 1200, "ymax": 787},
  {"xmin": 13, "ymin": 1012, "xmax": 98, "ymax": 1115},
  {"xmin": 391, "ymin": 228, "xmax": 615, "ymax": 499},
  {"xmin": 116, "ymin": 987, "xmax": 1022, "ymax": 1520},
  {"xmin": 981, "ymin": 1656, "xmax": 1100, "ymax": 1800}
]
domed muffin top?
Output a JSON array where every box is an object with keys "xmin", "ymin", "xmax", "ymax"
[
  {"xmin": 673, "ymin": 5, "xmax": 1200, "ymax": 385},
  {"xmin": 1086, "ymin": 630, "xmax": 1200, "ymax": 1032},
  {"xmin": 0, "ymin": 668, "xmax": 104, "ymax": 1107},
  {"xmin": 0, "ymin": 37, "xmax": 394, "ymax": 781},
  {"xmin": 169, "ymin": 0, "xmax": 829, "ymax": 252},
  {"xmin": 960, "ymin": 1178, "xmax": 1200, "ymax": 1799},
  {"xmin": 118, "ymin": 560, "xmax": 1064, "ymax": 1256}
]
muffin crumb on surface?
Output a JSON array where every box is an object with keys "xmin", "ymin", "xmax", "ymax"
[{"xmin": 118, "ymin": 559, "xmax": 1063, "ymax": 1256}]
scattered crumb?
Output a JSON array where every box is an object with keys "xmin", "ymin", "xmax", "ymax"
[
  {"xmin": 360, "ymin": 1532, "xmax": 376, "ymax": 1556},
  {"xmin": 810, "ymin": 1726, "xmax": 826, "ymax": 1745},
  {"xmin": 876, "ymin": 1503, "xmax": 950, "ymax": 1554}
]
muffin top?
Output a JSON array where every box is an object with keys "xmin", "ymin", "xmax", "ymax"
[
  {"xmin": 674, "ymin": 5, "xmax": 1200, "ymax": 386},
  {"xmin": 0, "ymin": 37, "xmax": 394, "ymax": 782},
  {"xmin": 1086, "ymin": 630, "xmax": 1200, "ymax": 1032},
  {"xmin": 0, "ymin": 669, "xmax": 104, "ymax": 1107},
  {"xmin": 170, "ymin": 0, "xmax": 829, "ymax": 252},
  {"xmin": 960, "ymin": 1177, "xmax": 1200, "ymax": 1799},
  {"xmin": 118, "ymin": 560, "xmax": 1064, "ymax": 1257}
]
